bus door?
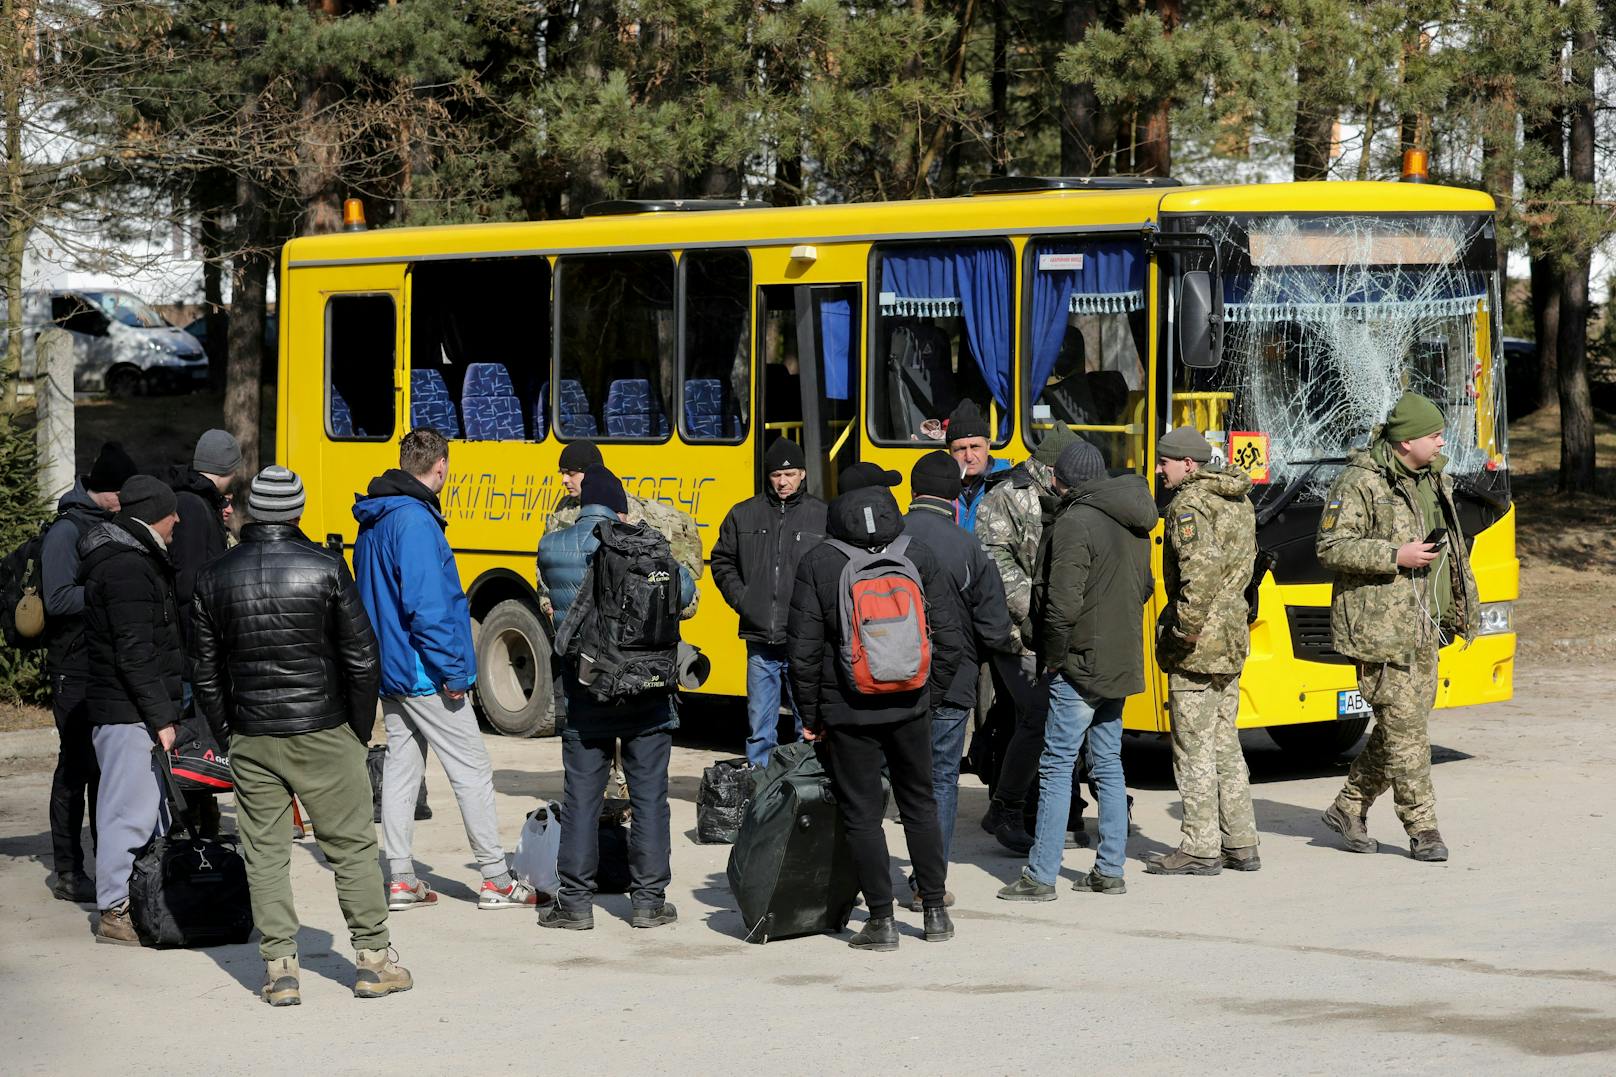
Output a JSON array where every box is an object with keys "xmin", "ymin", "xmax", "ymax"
[{"xmin": 756, "ymin": 284, "xmax": 861, "ymax": 500}]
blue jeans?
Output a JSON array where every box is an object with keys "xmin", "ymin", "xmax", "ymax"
[
  {"xmin": 745, "ymin": 643, "xmax": 800, "ymax": 767},
  {"xmin": 929, "ymin": 703, "xmax": 970, "ymax": 863},
  {"xmin": 1028, "ymin": 674, "xmax": 1127, "ymax": 883}
]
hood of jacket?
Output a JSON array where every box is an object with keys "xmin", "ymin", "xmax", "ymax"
[
  {"xmin": 57, "ymin": 480, "xmax": 104, "ymax": 517},
  {"xmin": 1045, "ymin": 473, "xmax": 1159, "ymax": 534},
  {"xmin": 1178, "ymin": 463, "xmax": 1254, "ymax": 501},
  {"xmin": 166, "ymin": 464, "xmax": 226, "ymax": 508},
  {"xmin": 353, "ymin": 469, "xmax": 445, "ymax": 529},
  {"xmin": 826, "ymin": 486, "xmax": 904, "ymax": 549},
  {"xmin": 78, "ymin": 516, "xmax": 166, "ymax": 573}
]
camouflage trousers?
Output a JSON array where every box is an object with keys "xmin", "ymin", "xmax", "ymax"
[
  {"xmin": 1336, "ymin": 643, "xmax": 1440, "ymax": 833},
  {"xmin": 1168, "ymin": 671, "xmax": 1257, "ymax": 858}
]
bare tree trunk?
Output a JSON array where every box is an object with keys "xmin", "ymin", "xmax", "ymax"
[
  {"xmin": 1136, "ymin": 0, "xmax": 1177, "ymax": 176},
  {"xmin": 988, "ymin": 0, "xmax": 1008, "ymax": 177},
  {"xmin": 1480, "ymin": 110, "xmax": 1514, "ymax": 328},
  {"xmin": 1293, "ymin": 58, "xmax": 1335, "ymax": 180},
  {"xmin": 772, "ymin": 154, "xmax": 802, "ymax": 207},
  {"xmin": 912, "ymin": 0, "xmax": 977, "ymax": 196},
  {"xmin": 1525, "ymin": 97, "xmax": 1564, "ymax": 410},
  {"xmin": 1, "ymin": 0, "xmax": 30, "ymax": 413},
  {"xmin": 1556, "ymin": 19, "xmax": 1596, "ymax": 492},
  {"xmin": 1059, "ymin": 0, "xmax": 1100, "ymax": 175},
  {"xmin": 198, "ymin": 193, "xmax": 228, "ymax": 390},
  {"xmin": 227, "ymin": 94, "xmax": 269, "ymax": 480}
]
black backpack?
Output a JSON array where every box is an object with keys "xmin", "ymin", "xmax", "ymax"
[
  {"xmin": 558, "ymin": 519, "xmax": 681, "ymax": 703},
  {"xmin": 0, "ymin": 521, "xmax": 51, "ymax": 650}
]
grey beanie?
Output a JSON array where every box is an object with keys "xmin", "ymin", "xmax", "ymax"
[
  {"xmin": 118, "ymin": 475, "xmax": 177, "ymax": 524},
  {"xmin": 248, "ymin": 465, "xmax": 306, "ymax": 523},
  {"xmin": 193, "ymin": 428, "xmax": 243, "ymax": 476},
  {"xmin": 1157, "ymin": 425, "xmax": 1213, "ymax": 463},
  {"xmin": 1055, "ymin": 440, "xmax": 1107, "ymax": 488}
]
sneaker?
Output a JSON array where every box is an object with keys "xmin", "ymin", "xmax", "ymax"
[
  {"xmin": 1072, "ymin": 870, "xmax": 1127, "ymax": 895},
  {"xmin": 478, "ymin": 878, "xmax": 539, "ymax": 910},
  {"xmin": 1322, "ymin": 802, "xmax": 1377, "ymax": 854},
  {"xmin": 848, "ymin": 916, "xmax": 899, "ymax": 952},
  {"xmin": 52, "ymin": 871, "xmax": 95, "ymax": 904},
  {"xmin": 1145, "ymin": 848, "xmax": 1222, "ymax": 876},
  {"xmin": 95, "ymin": 900, "xmax": 140, "ymax": 946},
  {"xmin": 537, "ymin": 903, "xmax": 595, "ymax": 931},
  {"xmin": 631, "ymin": 902, "xmax": 679, "ymax": 929},
  {"xmin": 262, "ymin": 956, "xmax": 301, "ymax": 1007},
  {"xmin": 354, "ymin": 947, "xmax": 413, "ymax": 999},
  {"xmin": 1409, "ymin": 830, "xmax": 1449, "ymax": 862},
  {"xmin": 1222, "ymin": 846, "xmax": 1262, "ymax": 872},
  {"xmin": 387, "ymin": 880, "xmax": 439, "ymax": 911},
  {"xmin": 996, "ymin": 869, "xmax": 1057, "ymax": 902}
]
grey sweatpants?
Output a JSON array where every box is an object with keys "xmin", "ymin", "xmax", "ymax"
[
  {"xmin": 91, "ymin": 724, "xmax": 170, "ymax": 909},
  {"xmin": 382, "ymin": 691, "xmax": 507, "ymax": 882}
]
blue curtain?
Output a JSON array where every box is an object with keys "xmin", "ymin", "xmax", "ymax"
[
  {"xmin": 881, "ymin": 246, "xmax": 1012, "ymax": 435},
  {"xmin": 1028, "ymin": 241, "xmax": 1146, "ymax": 400},
  {"xmin": 818, "ymin": 295, "xmax": 851, "ymax": 401}
]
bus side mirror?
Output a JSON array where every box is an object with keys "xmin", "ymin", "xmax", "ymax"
[{"xmin": 1178, "ymin": 270, "xmax": 1223, "ymax": 370}]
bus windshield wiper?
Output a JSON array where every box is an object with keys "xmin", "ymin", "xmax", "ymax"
[{"xmin": 1254, "ymin": 456, "xmax": 1347, "ymax": 528}]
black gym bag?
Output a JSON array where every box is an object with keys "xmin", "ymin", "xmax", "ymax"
[{"xmin": 365, "ymin": 745, "xmax": 433, "ymax": 823}]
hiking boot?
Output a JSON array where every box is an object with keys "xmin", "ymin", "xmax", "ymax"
[
  {"xmin": 386, "ymin": 879, "xmax": 439, "ymax": 911},
  {"xmin": 1409, "ymin": 830, "xmax": 1449, "ymax": 862},
  {"xmin": 848, "ymin": 916, "xmax": 899, "ymax": 952},
  {"xmin": 996, "ymin": 869, "xmax": 1057, "ymax": 902},
  {"xmin": 52, "ymin": 871, "xmax": 95, "ymax": 904},
  {"xmin": 536, "ymin": 903, "xmax": 595, "ymax": 931},
  {"xmin": 1321, "ymin": 802, "xmax": 1377, "ymax": 854},
  {"xmin": 994, "ymin": 820, "xmax": 1035, "ymax": 854},
  {"xmin": 262, "ymin": 956, "xmax": 301, "ymax": 1007},
  {"xmin": 1072, "ymin": 870, "xmax": 1127, "ymax": 895},
  {"xmin": 631, "ymin": 902, "xmax": 678, "ymax": 929},
  {"xmin": 980, "ymin": 799, "xmax": 1022, "ymax": 836},
  {"xmin": 1222, "ymin": 846, "xmax": 1262, "ymax": 872},
  {"xmin": 1145, "ymin": 848, "xmax": 1222, "ymax": 876},
  {"xmin": 923, "ymin": 907, "xmax": 954, "ymax": 942},
  {"xmin": 95, "ymin": 900, "xmax": 140, "ymax": 946},
  {"xmin": 354, "ymin": 948, "xmax": 412, "ymax": 999},
  {"xmin": 478, "ymin": 878, "xmax": 538, "ymax": 910}
]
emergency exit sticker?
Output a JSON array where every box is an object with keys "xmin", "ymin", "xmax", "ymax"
[
  {"xmin": 1038, "ymin": 252, "xmax": 1085, "ymax": 271},
  {"xmin": 1229, "ymin": 431, "xmax": 1271, "ymax": 483}
]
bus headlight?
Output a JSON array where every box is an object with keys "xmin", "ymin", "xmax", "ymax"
[{"xmin": 1477, "ymin": 601, "xmax": 1512, "ymax": 635}]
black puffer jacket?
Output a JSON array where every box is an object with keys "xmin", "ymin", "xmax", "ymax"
[
  {"xmin": 192, "ymin": 523, "xmax": 380, "ymax": 743},
  {"xmin": 787, "ymin": 486, "xmax": 963, "ymax": 729},
  {"xmin": 167, "ymin": 465, "xmax": 231, "ymax": 670},
  {"xmin": 79, "ymin": 517, "xmax": 184, "ymax": 732},
  {"xmin": 711, "ymin": 485, "xmax": 828, "ymax": 644}
]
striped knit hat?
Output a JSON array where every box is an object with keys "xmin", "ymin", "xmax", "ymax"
[{"xmin": 248, "ymin": 465, "xmax": 306, "ymax": 523}]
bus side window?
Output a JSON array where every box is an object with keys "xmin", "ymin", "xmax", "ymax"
[
  {"xmin": 870, "ymin": 242, "xmax": 1013, "ymax": 445},
  {"xmin": 326, "ymin": 295, "xmax": 396, "ymax": 441},
  {"xmin": 555, "ymin": 253, "xmax": 675, "ymax": 442},
  {"xmin": 680, "ymin": 250, "xmax": 750, "ymax": 442},
  {"xmin": 410, "ymin": 257, "xmax": 550, "ymax": 442}
]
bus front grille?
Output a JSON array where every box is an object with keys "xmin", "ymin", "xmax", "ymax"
[{"xmin": 1286, "ymin": 606, "xmax": 1353, "ymax": 665}]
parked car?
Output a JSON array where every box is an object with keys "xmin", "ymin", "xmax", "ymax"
[
  {"xmin": 181, "ymin": 310, "xmax": 279, "ymax": 369},
  {"xmin": 0, "ymin": 288, "xmax": 208, "ymax": 395}
]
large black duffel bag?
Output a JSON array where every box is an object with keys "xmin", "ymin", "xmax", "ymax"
[
  {"xmin": 726, "ymin": 742, "xmax": 872, "ymax": 944},
  {"xmin": 128, "ymin": 748, "xmax": 253, "ymax": 948}
]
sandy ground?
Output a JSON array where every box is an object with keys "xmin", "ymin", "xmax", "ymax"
[{"xmin": 1, "ymin": 666, "xmax": 1613, "ymax": 1075}]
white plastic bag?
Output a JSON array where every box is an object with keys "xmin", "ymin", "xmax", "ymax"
[{"xmin": 513, "ymin": 800, "xmax": 562, "ymax": 896}]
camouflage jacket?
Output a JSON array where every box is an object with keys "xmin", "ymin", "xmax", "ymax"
[
  {"xmin": 1315, "ymin": 440, "xmax": 1479, "ymax": 664},
  {"xmin": 976, "ymin": 457, "xmax": 1057, "ymax": 653},
  {"xmin": 544, "ymin": 494, "xmax": 704, "ymax": 618},
  {"xmin": 1158, "ymin": 464, "xmax": 1256, "ymax": 676}
]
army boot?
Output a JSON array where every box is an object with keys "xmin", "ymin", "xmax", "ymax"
[
  {"xmin": 1145, "ymin": 848, "xmax": 1222, "ymax": 876},
  {"xmin": 848, "ymin": 916, "xmax": 899, "ymax": 952},
  {"xmin": 1222, "ymin": 846, "xmax": 1262, "ymax": 872},
  {"xmin": 1409, "ymin": 830, "xmax": 1449, "ymax": 862},
  {"xmin": 354, "ymin": 948, "xmax": 413, "ymax": 999},
  {"xmin": 262, "ymin": 956, "xmax": 301, "ymax": 1007},
  {"xmin": 1321, "ymin": 802, "xmax": 1377, "ymax": 854}
]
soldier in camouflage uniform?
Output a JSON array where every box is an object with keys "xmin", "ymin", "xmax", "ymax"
[
  {"xmin": 1317, "ymin": 391, "xmax": 1479, "ymax": 863},
  {"xmin": 1145, "ymin": 426, "xmax": 1260, "ymax": 877}
]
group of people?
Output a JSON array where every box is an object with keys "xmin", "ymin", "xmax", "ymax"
[{"xmin": 36, "ymin": 384, "xmax": 1478, "ymax": 993}]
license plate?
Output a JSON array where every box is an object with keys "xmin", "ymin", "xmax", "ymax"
[{"xmin": 1337, "ymin": 689, "xmax": 1371, "ymax": 719}]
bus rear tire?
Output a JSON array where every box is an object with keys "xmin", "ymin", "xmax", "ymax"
[
  {"xmin": 1266, "ymin": 717, "xmax": 1370, "ymax": 763},
  {"xmin": 473, "ymin": 599, "xmax": 554, "ymax": 738}
]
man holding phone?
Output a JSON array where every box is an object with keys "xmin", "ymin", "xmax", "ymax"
[{"xmin": 1315, "ymin": 391, "xmax": 1479, "ymax": 863}]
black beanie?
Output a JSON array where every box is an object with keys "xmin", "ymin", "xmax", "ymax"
[
  {"xmin": 86, "ymin": 441, "xmax": 138, "ymax": 493},
  {"xmin": 765, "ymin": 438, "xmax": 805, "ymax": 474},
  {"xmin": 945, "ymin": 399, "xmax": 990, "ymax": 444},
  {"xmin": 558, "ymin": 441, "xmax": 604, "ymax": 472},
  {"xmin": 578, "ymin": 463, "xmax": 628, "ymax": 516},
  {"xmin": 910, "ymin": 450, "xmax": 963, "ymax": 501},
  {"xmin": 118, "ymin": 474, "xmax": 177, "ymax": 524}
]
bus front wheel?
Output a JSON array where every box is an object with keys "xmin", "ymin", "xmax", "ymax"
[
  {"xmin": 1266, "ymin": 717, "xmax": 1370, "ymax": 764},
  {"xmin": 472, "ymin": 599, "xmax": 555, "ymax": 738}
]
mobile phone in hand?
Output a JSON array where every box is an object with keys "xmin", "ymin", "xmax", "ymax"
[{"xmin": 1423, "ymin": 527, "xmax": 1448, "ymax": 549}]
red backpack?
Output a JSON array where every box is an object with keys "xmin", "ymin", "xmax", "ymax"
[{"xmin": 824, "ymin": 537, "xmax": 932, "ymax": 694}]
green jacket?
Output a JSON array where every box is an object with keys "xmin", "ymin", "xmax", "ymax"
[
  {"xmin": 1158, "ymin": 464, "xmax": 1257, "ymax": 675},
  {"xmin": 1030, "ymin": 473, "xmax": 1157, "ymax": 698},
  {"xmin": 1315, "ymin": 438, "xmax": 1480, "ymax": 664}
]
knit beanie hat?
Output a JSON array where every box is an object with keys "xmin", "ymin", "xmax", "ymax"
[
  {"xmin": 86, "ymin": 441, "xmax": 138, "ymax": 493},
  {"xmin": 1032, "ymin": 423, "xmax": 1080, "ymax": 467},
  {"xmin": 1382, "ymin": 391, "xmax": 1445, "ymax": 442},
  {"xmin": 558, "ymin": 440, "xmax": 604, "ymax": 472},
  {"xmin": 248, "ymin": 465, "xmax": 306, "ymax": 523},
  {"xmin": 1055, "ymin": 440, "xmax": 1107, "ymax": 488},
  {"xmin": 579, "ymin": 463, "xmax": 628, "ymax": 516},
  {"xmin": 1156, "ymin": 425, "xmax": 1213, "ymax": 463},
  {"xmin": 945, "ymin": 399, "xmax": 991, "ymax": 444},
  {"xmin": 118, "ymin": 475, "xmax": 177, "ymax": 524},
  {"xmin": 910, "ymin": 450, "xmax": 963, "ymax": 501},
  {"xmin": 838, "ymin": 461, "xmax": 903, "ymax": 493},
  {"xmin": 765, "ymin": 437, "xmax": 806, "ymax": 474},
  {"xmin": 192, "ymin": 428, "xmax": 243, "ymax": 477}
]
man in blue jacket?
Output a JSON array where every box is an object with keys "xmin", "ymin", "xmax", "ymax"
[
  {"xmin": 536, "ymin": 464, "xmax": 694, "ymax": 932},
  {"xmin": 945, "ymin": 399, "xmax": 1010, "ymax": 532},
  {"xmin": 353, "ymin": 429, "xmax": 536, "ymax": 913}
]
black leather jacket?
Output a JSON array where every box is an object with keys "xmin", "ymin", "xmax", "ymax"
[{"xmin": 192, "ymin": 523, "xmax": 380, "ymax": 743}]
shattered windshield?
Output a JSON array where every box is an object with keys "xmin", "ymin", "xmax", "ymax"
[{"xmin": 1171, "ymin": 213, "xmax": 1504, "ymax": 498}]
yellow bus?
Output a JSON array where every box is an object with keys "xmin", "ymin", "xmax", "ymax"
[{"xmin": 278, "ymin": 176, "xmax": 1517, "ymax": 759}]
